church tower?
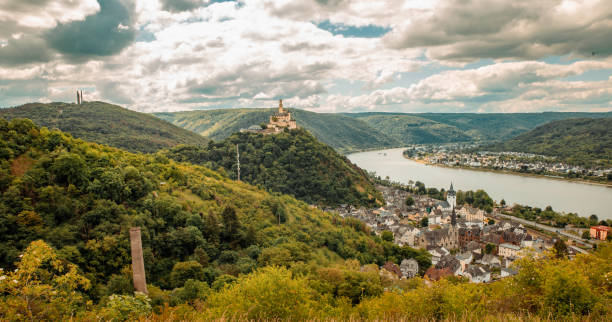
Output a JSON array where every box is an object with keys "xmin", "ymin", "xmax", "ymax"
[{"xmin": 447, "ymin": 182, "xmax": 456, "ymax": 209}]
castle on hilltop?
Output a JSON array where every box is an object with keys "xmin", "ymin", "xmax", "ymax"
[
  {"xmin": 268, "ymin": 99, "xmax": 297, "ymax": 131},
  {"xmin": 242, "ymin": 99, "xmax": 297, "ymax": 134}
]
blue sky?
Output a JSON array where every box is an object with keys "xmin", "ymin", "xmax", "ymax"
[{"xmin": 0, "ymin": 0, "xmax": 611, "ymax": 113}]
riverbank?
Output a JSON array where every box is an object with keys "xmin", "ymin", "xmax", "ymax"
[{"xmin": 402, "ymin": 154, "xmax": 612, "ymax": 188}]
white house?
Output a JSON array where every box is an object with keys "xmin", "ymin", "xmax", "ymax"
[
  {"xmin": 400, "ymin": 258, "xmax": 419, "ymax": 278},
  {"xmin": 498, "ymin": 243, "xmax": 522, "ymax": 258}
]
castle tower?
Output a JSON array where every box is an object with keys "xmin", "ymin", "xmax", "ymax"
[
  {"xmin": 278, "ymin": 99, "xmax": 284, "ymax": 114},
  {"xmin": 447, "ymin": 182, "xmax": 456, "ymax": 209}
]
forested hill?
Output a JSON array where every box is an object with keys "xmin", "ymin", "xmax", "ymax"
[
  {"xmin": 0, "ymin": 118, "xmax": 429, "ymax": 307},
  {"xmin": 155, "ymin": 108, "xmax": 401, "ymax": 153},
  {"xmin": 487, "ymin": 117, "xmax": 612, "ymax": 167},
  {"xmin": 0, "ymin": 101, "xmax": 209, "ymax": 153},
  {"xmin": 344, "ymin": 111, "xmax": 612, "ymax": 145},
  {"xmin": 156, "ymin": 108, "xmax": 612, "ymax": 152},
  {"xmin": 165, "ymin": 128, "xmax": 384, "ymax": 207}
]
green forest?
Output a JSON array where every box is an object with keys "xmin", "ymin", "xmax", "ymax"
[
  {"xmin": 165, "ymin": 128, "xmax": 383, "ymax": 207},
  {"xmin": 488, "ymin": 117, "xmax": 612, "ymax": 168},
  {"xmin": 0, "ymin": 118, "xmax": 435, "ymax": 321},
  {"xmin": 0, "ymin": 102, "xmax": 209, "ymax": 153}
]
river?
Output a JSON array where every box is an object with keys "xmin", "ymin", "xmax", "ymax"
[{"xmin": 348, "ymin": 148, "xmax": 612, "ymax": 220}]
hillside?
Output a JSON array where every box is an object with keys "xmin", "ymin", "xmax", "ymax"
[
  {"xmin": 156, "ymin": 108, "xmax": 612, "ymax": 152},
  {"xmin": 348, "ymin": 114, "xmax": 472, "ymax": 144},
  {"xmin": 1, "ymin": 118, "xmax": 611, "ymax": 321},
  {"xmin": 165, "ymin": 128, "xmax": 383, "ymax": 207},
  {"xmin": 345, "ymin": 111, "xmax": 612, "ymax": 143},
  {"xmin": 155, "ymin": 108, "xmax": 400, "ymax": 153},
  {"xmin": 0, "ymin": 101, "xmax": 209, "ymax": 153},
  {"xmin": 488, "ymin": 117, "xmax": 612, "ymax": 167},
  {"xmin": 0, "ymin": 118, "xmax": 429, "ymax": 305}
]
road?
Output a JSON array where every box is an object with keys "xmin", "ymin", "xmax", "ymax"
[{"xmin": 492, "ymin": 212, "xmax": 593, "ymax": 248}]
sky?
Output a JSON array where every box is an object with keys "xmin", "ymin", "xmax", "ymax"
[{"xmin": 1, "ymin": 0, "xmax": 612, "ymax": 113}]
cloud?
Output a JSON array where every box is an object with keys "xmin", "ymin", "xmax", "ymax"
[
  {"xmin": 0, "ymin": 35, "xmax": 55, "ymax": 66},
  {"xmin": 160, "ymin": 0, "xmax": 207, "ymax": 13},
  {"xmin": 0, "ymin": 0, "xmax": 100, "ymax": 36},
  {"xmin": 46, "ymin": 0, "xmax": 135, "ymax": 59},
  {"xmin": 384, "ymin": 0, "xmax": 612, "ymax": 62}
]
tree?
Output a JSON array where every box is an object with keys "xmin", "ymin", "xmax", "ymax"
[
  {"xmin": 552, "ymin": 239, "xmax": 568, "ymax": 259},
  {"xmin": 0, "ymin": 240, "xmax": 91, "ymax": 321},
  {"xmin": 581, "ymin": 231, "xmax": 590, "ymax": 239},
  {"xmin": 381, "ymin": 231, "xmax": 394, "ymax": 242},
  {"xmin": 405, "ymin": 196, "xmax": 415, "ymax": 207},
  {"xmin": 485, "ymin": 243, "xmax": 495, "ymax": 254},
  {"xmin": 170, "ymin": 261, "xmax": 205, "ymax": 288},
  {"xmin": 488, "ymin": 219, "xmax": 495, "ymax": 225},
  {"xmin": 420, "ymin": 217, "xmax": 429, "ymax": 227},
  {"xmin": 500, "ymin": 199, "xmax": 506, "ymax": 207}
]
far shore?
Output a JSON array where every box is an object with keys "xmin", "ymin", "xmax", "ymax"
[{"xmin": 402, "ymin": 154, "xmax": 612, "ymax": 188}]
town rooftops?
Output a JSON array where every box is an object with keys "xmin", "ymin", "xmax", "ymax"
[{"xmin": 499, "ymin": 243, "xmax": 521, "ymax": 250}]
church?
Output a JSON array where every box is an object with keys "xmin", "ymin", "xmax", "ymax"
[{"xmin": 435, "ymin": 182, "xmax": 457, "ymax": 211}]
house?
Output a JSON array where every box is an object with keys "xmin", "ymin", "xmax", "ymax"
[
  {"xmin": 462, "ymin": 265, "xmax": 491, "ymax": 283},
  {"xmin": 400, "ymin": 258, "xmax": 419, "ymax": 278},
  {"xmin": 459, "ymin": 227, "xmax": 481, "ymax": 248},
  {"xmin": 428, "ymin": 247, "xmax": 450, "ymax": 265},
  {"xmin": 398, "ymin": 227, "xmax": 421, "ymax": 246},
  {"xmin": 498, "ymin": 243, "xmax": 522, "ymax": 258},
  {"xmin": 456, "ymin": 252, "xmax": 473, "ymax": 271},
  {"xmin": 480, "ymin": 254, "xmax": 502, "ymax": 267},
  {"xmin": 425, "ymin": 267, "xmax": 453, "ymax": 281},
  {"xmin": 590, "ymin": 226, "xmax": 610, "ymax": 241},
  {"xmin": 465, "ymin": 240, "xmax": 481, "ymax": 253},
  {"xmin": 435, "ymin": 255, "xmax": 462, "ymax": 275}
]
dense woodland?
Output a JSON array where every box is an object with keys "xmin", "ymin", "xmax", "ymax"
[
  {"xmin": 347, "ymin": 111, "xmax": 612, "ymax": 144},
  {"xmin": 165, "ymin": 128, "xmax": 383, "ymax": 207},
  {"xmin": 488, "ymin": 117, "xmax": 612, "ymax": 168},
  {"xmin": 0, "ymin": 102, "xmax": 209, "ymax": 153},
  {"xmin": 0, "ymin": 118, "xmax": 434, "ymax": 320}
]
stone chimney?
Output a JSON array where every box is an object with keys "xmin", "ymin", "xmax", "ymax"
[{"xmin": 129, "ymin": 227, "xmax": 148, "ymax": 294}]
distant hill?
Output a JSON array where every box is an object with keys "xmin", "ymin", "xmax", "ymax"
[
  {"xmin": 165, "ymin": 128, "xmax": 384, "ymax": 207},
  {"xmin": 345, "ymin": 112, "xmax": 612, "ymax": 144},
  {"xmin": 0, "ymin": 101, "xmax": 209, "ymax": 153},
  {"xmin": 155, "ymin": 108, "xmax": 401, "ymax": 153},
  {"xmin": 487, "ymin": 117, "xmax": 612, "ymax": 168},
  {"xmin": 345, "ymin": 114, "xmax": 472, "ymax": 144},
  {"xmin": 157, "ymin": 108, "xmax": 612, "ymax": 152}
]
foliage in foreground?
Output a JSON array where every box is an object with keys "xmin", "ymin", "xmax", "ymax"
[
  {"xmin": 2, "ymin": 240, "xmax": 612, "ymax": 321},
  {"xmin": 0, "ymin": 118, "xmax": 428, "ymax": 313}
]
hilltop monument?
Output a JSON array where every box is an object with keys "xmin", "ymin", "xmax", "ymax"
[
  {"xmin": 241, "ymin": 99, "xmax": 298, "ymax": 134},
  {"xmin": 268, "ymin": 99, "xmax": 297, "ymax": 131}
]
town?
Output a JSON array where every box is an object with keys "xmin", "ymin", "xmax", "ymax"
[
  {"xmin": 404, "ymin": 145, "xmax": 612, "ymax": 181},
  {"xmin": 331, "ymin": 182, "xmax": 603, "ymax": 283}
]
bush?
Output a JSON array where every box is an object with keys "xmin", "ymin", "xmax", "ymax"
[{"xmin": 170, "ymin": 261, "xmax": 205, "ymax": 288}]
